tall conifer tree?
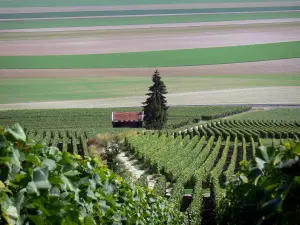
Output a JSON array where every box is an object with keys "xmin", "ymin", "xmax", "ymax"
[{"xmin": 142, "ymin": 70, "xmax": 168, "ymax": 129}]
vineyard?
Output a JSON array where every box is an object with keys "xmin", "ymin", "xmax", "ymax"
[
  {"xmin": 124, "ymin": 119, "xmax": 300, "ymax": 224},
  {"xmin": 230, "ymin": 108, "xmax": 300, "ymax": 121},
  {"xmin": 25, "ymin": 129, "xmax": 89, "ymax": 156},
  {"xmin": 175, "ymin": 120, "xmax": 300, "ymax": 141},
  {"xmin": 1, "ymin": 106, "xmax": 299, "ymax": 224},
  {"xmin": 0, "ymin": 105, "xmax": 251, "ymax": 132}
]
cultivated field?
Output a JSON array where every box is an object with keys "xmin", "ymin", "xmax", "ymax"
[
  {"xmin": 0, "ymin": 1, "xmax": 300, "ymax": 107},
  {"xmin": 1, "ymin": 1, "xmax": 300, "ymax": 224}
]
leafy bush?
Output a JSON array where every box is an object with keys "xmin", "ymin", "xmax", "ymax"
[
  {"xmin": 218, "ymin": 142, "xmax": 300, "ymax": 225},
  {"xmin": 0, "ymin": 124, "xmax": 184, "ymax": 225}
]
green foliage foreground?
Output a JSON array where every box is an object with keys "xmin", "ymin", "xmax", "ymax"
[
  {"xmin": 0, "ymin": 124, "xmax": 184, "ymax": 225},
  {"xmin": 219, "ymin": 142, "xmax": 300, "ymax": 225}
]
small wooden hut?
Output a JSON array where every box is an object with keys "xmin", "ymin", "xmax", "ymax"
[{"xmin": 112, "ymin": 112, "xmax": 144, "ymax": 128}]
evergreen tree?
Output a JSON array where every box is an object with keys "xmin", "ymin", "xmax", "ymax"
[{"xmin": 142, "ymin": 70, "xmax": 168, "ymax": 129}]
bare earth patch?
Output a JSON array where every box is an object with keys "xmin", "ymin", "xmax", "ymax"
[
  {"xmin": 2, "ymin": 10, "xmax": 299, "ymax": 22},
  {"xmin": 1, "ymin": 26, "xmax": 300, "ymax": 56},
  {"xmin": 0, "ymin": 87, "xmax": 299, "ymax": 110},
  {"xmin": 1, "ymin": 59, "xmax": 299, "ymax": 78},
  {"xmin": 2, "ymin": 19, "xmax": 300, "ymax": 33},
  {"xmin": 1, "ymin": 2, "xmax": 300, "ymax": 13}
]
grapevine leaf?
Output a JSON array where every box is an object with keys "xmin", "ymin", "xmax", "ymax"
[
  {"xmin": 35, "ymin": 180, "xmax": 51, "ymax": 190},
  {"xmin": 6, "ymin": 205, "xmax": 18, "ymax": 223},
  {"xmin": 49, "ymin": 187, "xmax": 60, "ymax": 197},
  {"xmin": 64, "ymin": 170, "xmax": 81, "ymax": 177},
  {"xmin": 255, "ymin": 157, "xmax": 266, "ymax": 171},
  {"xmin": 98, "ymin": 200, "xmax": 109, "ymax": 212},
  {"xmin": 9, "ymin": 149, "xmax": 21, "ymax": 173},
  {"xmin": 0, "ymin": 134, "xmax": 7, "ymax": 148},
  {"xmin": 6, "ymin": 123, "xmax": 26, "ymax": 142},
  {"xmin": 48, "ymin": 146, "xmax": 60, "ymax": 156},
  {"xmin": 26, "ymin": 154, "xmax": 41, "ymax": 166},
  {"xmin": 260, "ymin": 197, "xmax": 282, "ymax": 214},
  {"xmin": 92, "ymin": 173, "xmax": 102, "ymax": 187},
  {"xmin": 258, "ymin": 146, "xmax": 270, "ymax": 162},
  {"xmin": 33, "ymin": 167, "xmax": 49, "ymax": 183},
  {"xmin": 84, "ymin": 215, "xmax": 96, "ymax": 225},
  {"xmin": 103, "ymin": 178, "xmax": 115, "ymax": 195},
  {"xmin": 28, "ymin": 215, "xmax": 44, "ymax": 225},
  {"xmin": 1, "ymin": 192, "xmax": 11, "ymax": 211},
  {"xmin": 26, "ymin": 182, "xmax": 40, "ymax": 196},
  {"xmin": 292, "ymin": 143, "xmax": 300, "ymax": 156},
  {"xmin": 42, "ymin": 159, "xmax": 56, "ymax": 171},
  {"xmin": 273, "ymin": 152, "xmax": 285, "ymax": 165},
  {"xmin": 240, "ymin": 174, "xmax": 248, "ymax": 183},
  {"xmin": 0, "ymin": 180, "xmax": 5, "ymax": 189},
  {"xmin": 60, "ymin": 174, "xmax": 75, "ymax": 192},
  {"xmin": 13, "ymin": 192, "xmax": 24, "ymax": 214}
]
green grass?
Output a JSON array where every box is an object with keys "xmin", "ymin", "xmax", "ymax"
[
  {"xmin": 1, "ymin": 12, "xmax": 299, "ymax": 30},
  {"xmin": 0, "ymin": 0, "xmax": 297, "ymax": 7},
  {"xmin": 0, "ymin": 42, "xmax": 300, "ymax": 69},
  {"xmin": 1, "ymin": 7, "xmax": 298, "ymax": 20},
  {"xmin": 0, "ymin": 74, "xmax": 299, "ymax": 104},
  {"xmin": 229, "ymin": 108, "xmax": 300, "ymax": 121}
]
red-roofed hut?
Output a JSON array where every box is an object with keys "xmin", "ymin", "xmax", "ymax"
[{"xmin": 112, "ymin": 112, "xmax": 144, "ymax": 128}]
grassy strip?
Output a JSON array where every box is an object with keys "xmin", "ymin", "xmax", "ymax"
[
  {"xmin": 1, "ymin": 7, "xmax": 299, "ymax": 19},
  {"xmin": 228, "ymin": 108, "xmax": 300, "ymax": 121},
  {"xmin": 0, "ymin": 0, "xmax": 297, "ymax": 7},
  {"xmin": 0, "ymin": 42, "xmax": 300, "ymax": 69},
  {"xmin": 0, "ymin": 74, "xmax": 299, "ymax": 104},
  {"xmin": 0, "ymin": 11, "xmax": 299, "ymax": 29}
]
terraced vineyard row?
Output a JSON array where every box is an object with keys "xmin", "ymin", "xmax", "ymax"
[
  {"xmin": 25, "ymin": 129, "xmax": 90, "ymax": 156},
  {"xmin": 175, "ymin": 120, "xmax": 300, "ymax": 141},
  {"xmin": 124, "ymin": 119, "xmax": 299, "ymax": 224}
]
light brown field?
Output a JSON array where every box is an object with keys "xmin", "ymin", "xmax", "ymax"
[
  {"xmin": 1, "ymin": 3, "xmax": 299, "ymax": 109},
  {"xmin": 1, "ymin": 26, "xmax": 300, "ymax": 56},
  {"xmin": 1, "ymin": 1, "xmax": 300, "ymax": 13},
  {"xmin": 1, "ymin": 59, "xmax": 299, "ymax": 78},
  {"xmin": 2, "ymin": 18, "xmax": 300, "ymax": 33}
]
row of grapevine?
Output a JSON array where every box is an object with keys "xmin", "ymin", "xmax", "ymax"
[
  {"xmin": 175, "ymin": 119, "xmax": 300, "ymax": 142},
  {"xmin": 186, "ymin": 137, "xmax": 222, "ymax": 225},
  {"xmin": 123, "ymin": 118, "xmax": 299, "ymax": 223},
  {"xmin": 25, "ymin": 129, "xmax": 89, "ymax": 156},
  {"xmin": 125, "ymin": 133, "xmax": 243, "ymax": 223}
]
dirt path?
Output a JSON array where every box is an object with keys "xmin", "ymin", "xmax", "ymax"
[
  {"xmin": 117, "ymin": 151, "xmax": 156, "ymax": 188},
  {"xmin": 1, "ymin": 26, "xmax": 300, "ymax": 56},
  {"xmin": 1, "ymin": 2, "xmax": 300, "ymax": 14},
  {"xmin": 1, "ymin": 59, "xmax": 299, "ymax": 78},
  {"xmin": 2, "ymin": 18, "xmax": 300, "ymax": 33},
  {"xmin": 0, "ymin": 87, "xmax": 299, "ymax": 110}
]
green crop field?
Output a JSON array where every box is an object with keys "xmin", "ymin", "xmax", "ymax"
[
  {"xmin": 0, "ymin": 74, "xmax": 299, "ymax": 104},
  {"xmin": 229, "ymin": 108, "xmax": 300, "ymax": 121},
  {"xmin": 0, "ymin": 0, "xmax": 297, "ymax": 7},
  {"xmin": 1, "ymin": 41, "xmax": 300, "ymax": 69},
  {"xmin": 1, "ymin": 7, "xmax": 298, "ymax": 20},
  {"xmin": 1, "ymin": 11, "xmax": 299, "ymax": 30}
]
